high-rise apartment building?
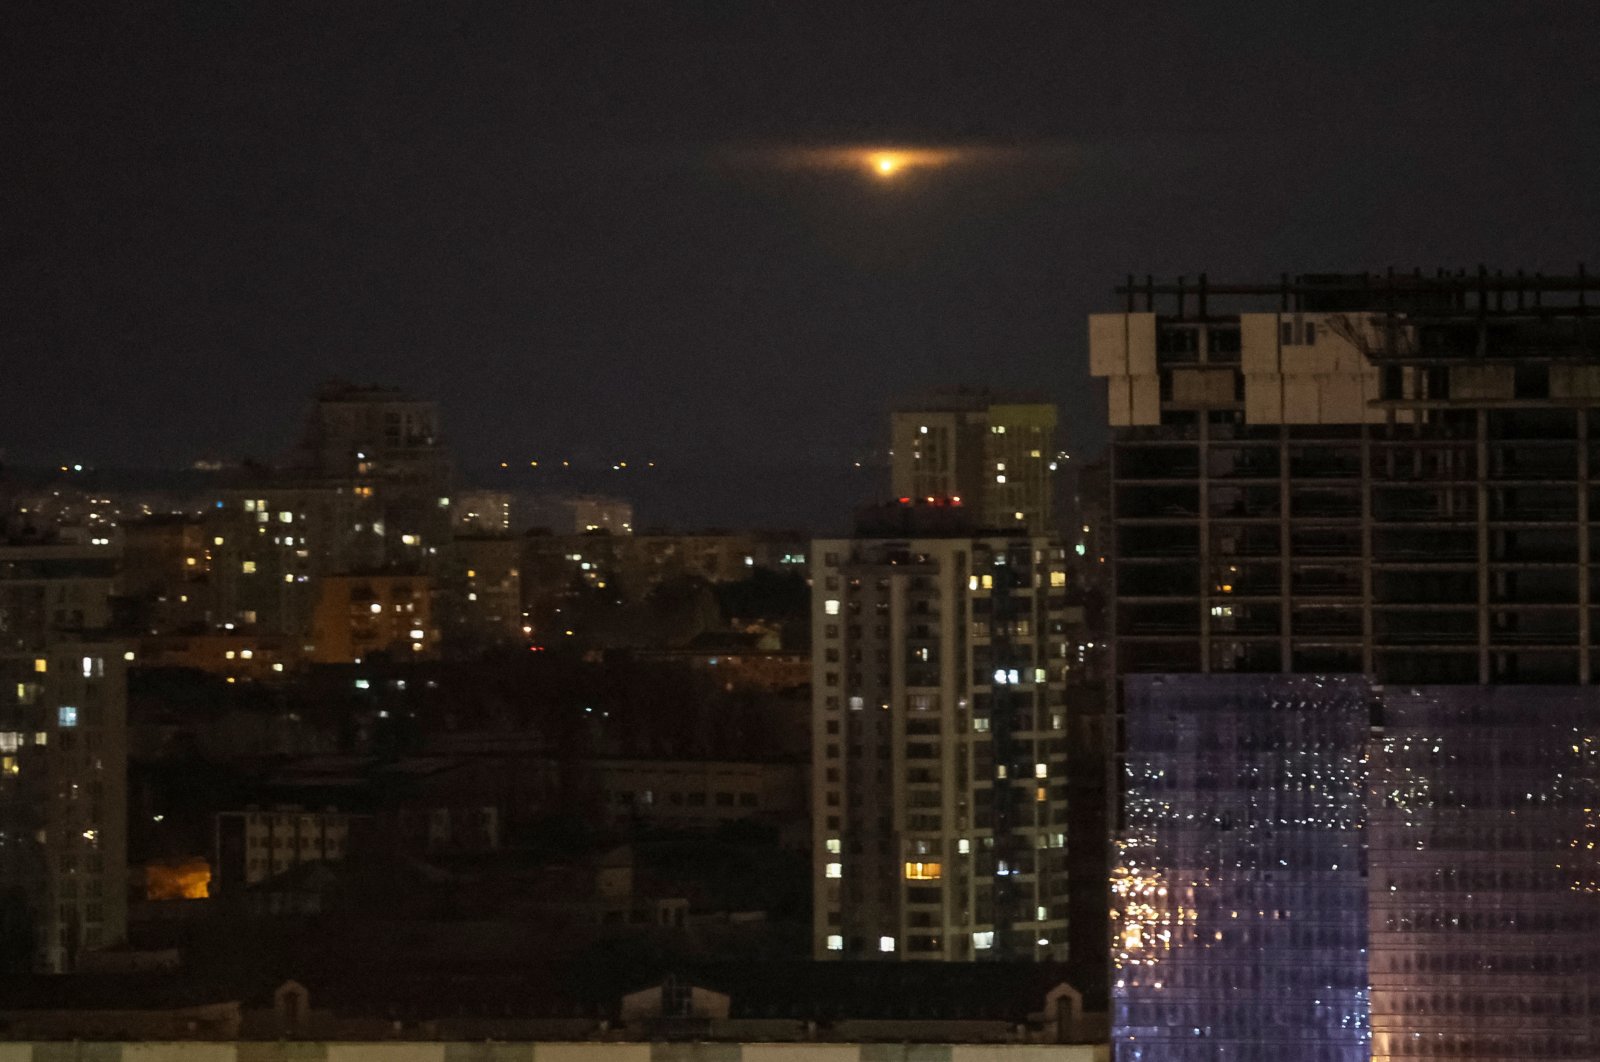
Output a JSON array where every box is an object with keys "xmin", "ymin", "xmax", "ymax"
[
  {"xmin": 891, "ymin": 394, "xmax": 1059, "ymax": 531},
  {"xmin": 1094, "ymin": 271, "xmax": 1600, "ymax": 1061},
  {"xmin": 811, "ymin": 513, "xmax": 1073, "ymax": 961},
  {"xmin": 0, "ymin": 540, "xmax": 128, "ymax": 972}
]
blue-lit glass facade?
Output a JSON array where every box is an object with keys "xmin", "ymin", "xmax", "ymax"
[
  {"xmin": 1114, "ymin": 674, "xmax": 1371, "ymax": 1062},
  {"xmin": 1369, "ymin": 686, "xmax": 1600, "ymax": 1061}
]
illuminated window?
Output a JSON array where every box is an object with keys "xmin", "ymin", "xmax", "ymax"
[
  {"xmin": 1035, "ymin": 763, "xmax": 1048, "ymax": 778},
  {"xmin": 58, "ymin": 706, "xmax": 78, "ymax": 728},
  {"xmin": 827, "ymin": 934, "xmax": 844, "ymax": 951},
  {"xmin": 225, "ymin": 651, "xmax": 236, "ymax": 660},
  {"xmin": 1049, "ymin": 570, "xmax": 1066, "ymax": 588},
  {"xmin": 825, "ymin": 862, "xmax": 842, "ymax": 879},
  {"xmin": 272, "ymin": 663, "xmax": 285, "ymax": 673},
  {"xmin": 825, "ymin": 838, "xmax": 841, "ymax": 854},
  {"xmin": 879, "ymin": 936, "xmax": 895, "ymax": 953},
  {"xmin": 278, "ymin": 511, "xmax": 293, "ymax": 524},
  {"xmin": 409, "ymin": 629, "xmax": 425, "ymax": 641},
  {"xmin": 1035, "ymin": 667, "xmax": 1048, "ymax": 683},
  {"xmin": 1036, "ymin": 786, "xmax": 1048, "ymax": 802},
  {"xmin": 957, "ymin": 838, "xmax": 971, "ymax": 854},
  {"xmin": 904, "ymin": 861, "xmax": 942, "ymax": 880},
  {"xmin": 980, "ymin": 574, "xmax": 993, "ymax": 589},
  {"xmin": 33, "ymin": 659, "xmax": 47, "ymax": 674},
  {"xmin": 824, "ymin": 599, "xmax": 841, "ymax": 616},
  {"xmin": 974, "ymin": 931, "xmax": 994, "ymax": 949},
  {"xmin": 82, "ymin": 656, "xmax": 102, "ymax": 678},
  {"xmin": 185, "ymin": 556, "xmax": 197, "ymax": 567},
  {"xmin": 996, "ymin": 475, "xmax": 1007, "ymax": 484},
  {"xmin": 241, "ymin": 561, "xmax": 256, "ymax": 574},
  {"xmin": 0, "ymin": 733, "xmax": 19, "ymax": 753}
]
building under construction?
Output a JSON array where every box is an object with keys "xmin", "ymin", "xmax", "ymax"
[{"xmin": 1091, "ymin": 268, "xmax": 1600, "ymax": 684}]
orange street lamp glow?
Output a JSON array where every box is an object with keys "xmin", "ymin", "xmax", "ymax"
[{"xmin": 873, "ymin": 154, "xmax": 900, "ymax": 176}]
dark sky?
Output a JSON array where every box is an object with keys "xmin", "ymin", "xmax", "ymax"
[{"xmin": 6, "ymin": 2, "xmax": 1600, "ymax": 526}]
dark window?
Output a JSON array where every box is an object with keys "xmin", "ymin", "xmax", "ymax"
[
  {"xmin": 1382, "ymin": 366, "xmax": 1405, "ymax": 401},
  {"xmin": 1514, "ymin": 365, "xmax": 1550, "ymax": 400}
]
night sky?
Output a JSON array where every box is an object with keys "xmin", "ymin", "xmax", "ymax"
[{"xmin": 7, "ymin": 2, "xmax": 1600, "ymax": 527}]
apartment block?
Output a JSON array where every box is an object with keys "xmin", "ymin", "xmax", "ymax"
[
  {"xmin": 891, "ymin": 394, "xmax": 1059, "ymax": 532},
  {"xmin": 812, "ymin": 521, "xmax": 1072, "ymax": 961},
  {"xmin": 0, "ymin": 541, "xmax": 128, "ymax": 972}
]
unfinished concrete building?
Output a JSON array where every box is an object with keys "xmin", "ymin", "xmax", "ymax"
[{"xmin": 1091, "ymin": 269, "xmax": 1600, "ymax": 685}]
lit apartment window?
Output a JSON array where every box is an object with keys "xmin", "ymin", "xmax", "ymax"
[
  {"xmin": 1049, "ymin": 570, "xmax": 1066, "ymax": 588},
  {"xmin": 824, "ymin": 599, "xmax": 841, "ymax": 616},
  {"xmin": 58, "ymin": 706, "xmax": 78, "ymax": 728},
  {"xmin": 973, "ymin": 931, "xmax": 994, "ymax": 949},
  {"xmin": 879, "ymin": 936, "xmax": 895, "ymax": 953},
  {"xmin": 242, "ymin": 561, "xmax": 256, "ymax": 574},
  {"xmin": 825, "ymin": 838, "xmax": 841, "ymax": 854},
  {"xmin": 957, "ymin": 838, "xmax": 971, "ymax": 854},
  {"xmin": 904, "ymin": 861, "xmax": 942, "ymax": 880},
  {"xmin": 827, "ymin": 935, "xmax": 844, "ymax": 951},
  {"xmin": 33, "ymin": 659, "xmax": 47, "ymax": 674},
  {"xmin": 825, "ymin": 862, "xmax": 842, "ymax": 879}
]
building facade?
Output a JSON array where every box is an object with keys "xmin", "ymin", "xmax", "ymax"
[
  {"xmin": 1368, "ymin": 685, "xmax": 1600, "ymax": 1060},
  {"xmin": 1113, "ymin": 674, "xmax": 1371, "ymax": 1062},
  {"xmin": 0, "ymin": 541, "xmax": 128, "ymax": 972},
  {"xmin": 811, "ymin": 526, "xmax": 1072, "ymax": 961},
  {"xmin": 1094, "ymin": 270, "xmax": 1600, "ymax": 1061},
  {"xmin": 1091, "ymin": 272, "xmax": 1600, "ymax": 684},
  {"xmin": 891, "ymin": 394, "xmax": 1059, "ymax": 532}
]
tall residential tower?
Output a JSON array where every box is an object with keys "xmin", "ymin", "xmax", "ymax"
[{"xmin": 811, "ymin": 509, "xmax": 1073, "ymax": 961}]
